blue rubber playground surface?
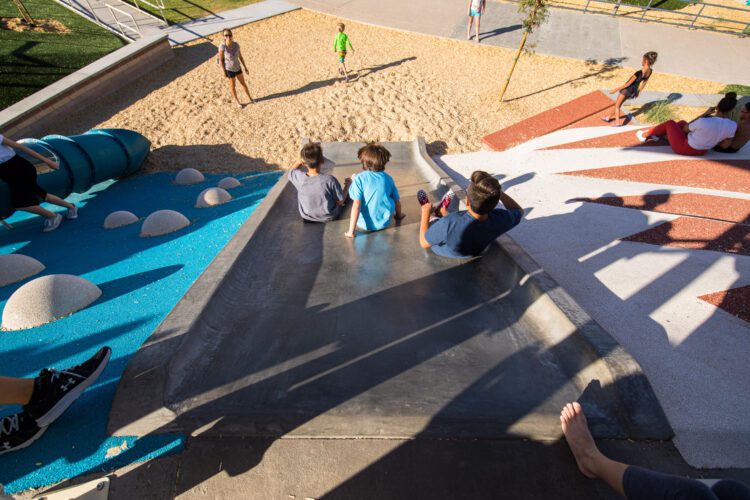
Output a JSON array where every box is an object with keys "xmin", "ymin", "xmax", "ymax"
[{"xmin": 0, "ymin": 170, "xmax": 280, "ymax": 494}]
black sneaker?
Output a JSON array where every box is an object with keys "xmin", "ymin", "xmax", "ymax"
[
  {"xmin": 24, "ymin": 347, "xmax": 112, "ymax": 427},
  {"xmin": 0, "ymin": 412, "xmax": 47, "ymax": 456}
]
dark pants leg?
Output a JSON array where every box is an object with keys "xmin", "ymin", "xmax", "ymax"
[{"xmin": 624, "ymin": 466, "xmax": 750, "ymax": 500}]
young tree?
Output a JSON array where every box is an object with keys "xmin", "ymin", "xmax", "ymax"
[
  {"xmin": 13, "ymin": 0, "xmax": 36, "ymax": 25},
  {"xmin": 499, "ymin": 0, "xmax": 548, "ymax": 102}
]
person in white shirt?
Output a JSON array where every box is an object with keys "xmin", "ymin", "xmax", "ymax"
[
  {"xmin": 0, "ymin": 134, "xmax": 77, "ymax": 232},
  {"xmin": 636, "ymin": 92, "xmax": 738, "ymax": 156},
  {"xmin": 467, "ymin": 0, "xmax": 486, "ymax": 43}
]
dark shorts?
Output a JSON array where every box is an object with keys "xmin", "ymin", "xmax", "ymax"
[
  {"xmin": 0, "ymin": 154, "xmax": 47, "ymax": 209},
  {"xmin": 224, "ymin": 69, "xmax": 241, "ymax": 78},
  {"xmin": 621, "ymin": 85, "xmax": 638, "ymax": 99},
  {"xmin": 624, "ymin": 466, "xmax": 750, "ymax": 500}
]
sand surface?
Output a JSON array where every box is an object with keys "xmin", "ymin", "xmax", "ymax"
[{"xmin": 56, "ymin": 9, "xmax": 722, "ymax": 173}]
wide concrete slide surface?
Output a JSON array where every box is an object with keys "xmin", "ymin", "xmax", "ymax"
[{"xmin": 108, "ymin": 140, "xmax": 670, "ymax": 491}]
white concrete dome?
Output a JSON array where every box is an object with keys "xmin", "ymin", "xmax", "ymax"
[
  {"xmin": 195, "ymin": 188, "xmax": 232, "ymax": 208},
  {"xmin": 140, "ymin": 210, "xmax": 190, "ymax": 237},
  {"xmin": 0, "ymin": 254, "xmax": 45, "ymax": 288},
  {"xmin": 218, "ymin": 177, "xmax": 241, "ymax": 190},
  {"xmin": 2, "ymin": 274, "xmax": 101, "ymax": 330},
  {"xmin": 103, "ymin": 210, "xmax": 139, "ymax": 229},
  {"xmin": 174, "ymin": 168, "xmax": 205, "ymax": 185}
]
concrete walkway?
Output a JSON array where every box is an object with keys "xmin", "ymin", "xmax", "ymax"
[
  {"xmin": 290, "ymin": 0, "xmax": 750, "ymax": 85},
  {"xmin": 55, "ymin": 0, "xmax": 164, "ymax": 40},
  {"xmin": 438, "ymin": 119, "xmax": 750, "ymax": 468}
]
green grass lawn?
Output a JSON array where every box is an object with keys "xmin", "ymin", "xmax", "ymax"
[
  {"xmin": 0, "ymin": 0, "xmax": 126, "ymax": 110},
  {"xmin": 125, "ymin": 0, "xmax": 260, "ymax": 25}
]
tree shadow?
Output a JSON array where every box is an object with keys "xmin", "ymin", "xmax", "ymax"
[{"xmin": 504, "ymin": 57, "xmax": 627, "ymax": 102}]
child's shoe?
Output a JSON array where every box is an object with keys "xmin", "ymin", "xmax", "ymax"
[
  {"xmin": 65, "ymin": 205, "xmax": 78, "ymax": 219},
  {"xmin": 434, "ymin": 190, "xmax": 455, "ymax": 216},
  {"xmin": 417, "ymin": 189, "xmax": 430, "ymax": 206},
  {"xmin": 0, "ymin": 412, "xmax": 46, "ymax": 456},
  {"xmin": 42, "ymin": 214, "xmax": 62, "ymax": 233},
  {"xmin": 24, "ymin": 347, "xmax": 111, "ymax": 427}
]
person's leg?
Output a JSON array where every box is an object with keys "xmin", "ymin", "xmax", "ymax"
[
  {"xmin": 227, "ymin": 76, "xmax": 241, "ymax": 107},
  {"xmin": 44, "ymin": 194, "xmax": 74, "ymax": 211},
  {"xmin": 711, "ymin": 479, "xmax": 750, "ymax": 499},
  {"xmin": 18, "ymin": 204, "xmax": 56, "ymax": 219},
  {"xmin": 645, "ymin": 119, "xmax": 674, "ymax": 138},
  {"xmin": 562, "ymin": 402, "xmax": 724, "ymax": 500},
  {"xmin": 236, "ymin": 72, "xmax": 254, "ymax": 103},
  {"xmin": 467, "ymin": 16, "xmax": 474, "ymax": 39},
  {"xmin": 664, "ymin": 120, "xmax": 704, "ymax": 156},
  {"xmin": 612, "ymin": 93, "xmax": 627, "ymax": 125},
  {"xmin": 0, "ymin": 377, "xmax": 34, "ymax": 405},
  {"xmin": 560, "ymin": 402, "xmax": 628, "ymax": 496},
  {"xmin": 475, "ymin": 14, "xmax": 481, "ymax": 42},
  {"xmin": 623, "ymin": 466, "xmax": 718, "ymax": 500}
]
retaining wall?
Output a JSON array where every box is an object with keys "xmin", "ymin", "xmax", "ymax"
[{"xmin": 0, "ymin": 34, "xmax": 173, "ymax": 139}]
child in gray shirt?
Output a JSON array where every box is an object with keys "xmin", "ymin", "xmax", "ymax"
[{"xmin": 288, "ymin": 142, "xmax": 348, "ymax": 222}]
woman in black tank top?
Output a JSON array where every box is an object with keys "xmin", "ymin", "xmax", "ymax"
[{"xmin": 602, "ymin": 51, "xmax": 657, "ymax": 127}]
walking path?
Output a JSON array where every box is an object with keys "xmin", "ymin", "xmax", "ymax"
[
  {"xmin": 290, "ymin": 0, "xmax": 750, "ymax": 85},
  {"xmin": 55, "ymin": 0, "xmax": 164, "ymax": 40}
]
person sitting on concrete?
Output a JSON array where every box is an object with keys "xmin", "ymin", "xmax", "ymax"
[
  {"xmin": 417, "ymin": 171, "xmax": 523, "ymax": 259},
  {"xmin": 636, "ymin": 92, "xmax": 738, "ymax": 156},
  {"xmin": 345, "ymin": 143, "xmax": 405, "ymax": 238},
  {"xmin": 0, "ymin": 134, "xmax": 78, "ymax": 232},
  {"xmin": 0, "ymin": 347, "xmax": 111, "ymax": 456},
  {"xmin": 714, "ymin": 102, "xmax": 750, "ymax": 154},
  {"xmin": 561, "ymin": 401, "xmax": 750, "ymax": 500},
  {"xmin": 288, "ymin": 142, "xmax": 349, "ymax": 223}
]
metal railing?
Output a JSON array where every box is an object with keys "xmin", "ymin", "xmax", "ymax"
[
  {"xmin": 105, "ymin": 2, "xmax": 142, "ymax": 40},
  {"xmin": 537, "ymin": 0, "xmax": 750, "ymax": 37},
  {"xmin": 131, "ymin": 0, "xmax": 167, "ymax": 24}
]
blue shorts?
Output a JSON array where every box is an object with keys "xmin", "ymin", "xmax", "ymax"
[{"xmin": 470, "ymin": 9, "xmax": 481, "ymax": 17}]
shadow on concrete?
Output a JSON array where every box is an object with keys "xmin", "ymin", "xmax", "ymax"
[{"xmin": 479, "ymin": 23, "xmax": 523, "ymax": 42}]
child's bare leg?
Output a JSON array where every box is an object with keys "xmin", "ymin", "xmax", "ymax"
[
  {"xmin": 0, "ymin": 377, "xmax": 34, "ymax": 405},
  {"xmin": 236, "ymin": 73, "xmax": 254, "ymax": 103},
  {"xmin": 613, "ymin": 93, "xmax": 626, "ymax": 125},
  {"xmin": 228, "ymin": 77, "xmax": 241, "ymax": 106},
  {"xmin": 561, "ymin": 402, "xmax": 628, "ymax": 497},
  {"xmin": 475, "ymin": 16, "xmax": 481, "ymax": 42},
  {"xmin": 341, "ymin": 61, "xmax": 350, "ymax": 81},
  {"xmin": 467, "ymin": 17, "xmax": 473, "ymax": 39},
  {"xmin": 44, "ymin": 194, "xmax": 74, "ymax": 210},
  {"xmin": 19, "ymin": 204, "xmax": 57, "ymax": 219}
]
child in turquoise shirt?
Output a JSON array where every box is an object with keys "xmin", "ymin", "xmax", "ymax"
[
  {"xmin": 345, "ymin": 143, "xmax": 405, "ymax": 237},
  {"xmin": 334, "ymin": 22, "xmax": 354, "ymax": 81}
]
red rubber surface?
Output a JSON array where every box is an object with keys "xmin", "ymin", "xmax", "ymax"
[
  {"xmin": 563, "ymin": 159, "xmax": 750, "ymax": 194},
  {"xmin": 482, "ymin": 91, "xmax": 613, "ymax": 152},
  {"xmin": 622, "ymin": 217, "xmax": 750, "ymax": 256},
  {"xmin": 579, "ymin": 193, "xmax": 750, "ymax": 224},
  {"xmin": 699, "ymin": 285, "xmax": 750, "ymax": 324}
]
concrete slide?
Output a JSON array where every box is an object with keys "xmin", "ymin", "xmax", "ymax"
[
  {"xmin": 0, "ymin": 129, "xmax": 150, "ymax": 218},
  {"xmin": 108, "ymin": 139, "xmax": 673, "ymax": 497}
]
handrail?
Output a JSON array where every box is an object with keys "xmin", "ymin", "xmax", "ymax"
[
  {"xmin": 105, "ymin": 2, "xmax": 141, "ymax": 40},
  {"xmin": 526, "ymin": 0, "xmax": 750, "ymax": 37},
  {"xmin": 132, "ymin": 0, "xmax": 167, "ymax": 24}
]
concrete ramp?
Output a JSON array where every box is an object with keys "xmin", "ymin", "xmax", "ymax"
[{"xmin": 109, "ymin": 139, "xmax": 670, "ymax": 443}]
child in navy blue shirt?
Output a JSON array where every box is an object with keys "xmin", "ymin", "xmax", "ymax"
[
  {"xmin": 344, "ymin": 143, "xmax": 405, "ymax": 238},
  {"xmin": 417, "ymin": 171, "xmax": 522, "ymax": 258}
]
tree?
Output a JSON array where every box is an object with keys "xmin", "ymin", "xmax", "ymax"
[
  {"xmin": 13, "ymin": 0, "xmax": 36, "ymax": 26},
  {"xmin": 499, "ymin": 0, "xmax": 549, "ymax": 102}
]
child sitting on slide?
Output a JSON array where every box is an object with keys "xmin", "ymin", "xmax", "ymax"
[
  {"xmin": 344, "ymin": 143, "xmax": 405, "ymax": 238},
  {"xmin": 417, "ymin": 171, "xmax": 523, "ymax": 259},
  {"xmin": 288, "ymin": 142, "xmax": 348, "ymax": 222}
]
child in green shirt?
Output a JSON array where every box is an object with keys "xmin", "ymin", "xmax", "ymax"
[{"xmin": 334, "ymin": 23, "xmax": 354, "ymax": 82}]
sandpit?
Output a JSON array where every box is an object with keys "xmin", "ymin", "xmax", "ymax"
[{"xmin": 55, "ymin": 9, "xmax": 722, "ymax": 173}]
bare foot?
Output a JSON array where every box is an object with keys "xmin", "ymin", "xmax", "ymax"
[{"xmin": 560, "ymin": 402, "xmax": 601, "ymax": 479}]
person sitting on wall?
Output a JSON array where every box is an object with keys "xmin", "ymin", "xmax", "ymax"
[{"xmin": 0, "ymin": 133, "xmax": 78, "ymax": 232}]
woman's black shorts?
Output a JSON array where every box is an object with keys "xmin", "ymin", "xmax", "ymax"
[
  {"xmin": 0, "ymin": 154, "xmax": 47, "ymax": 208},
  {"xmin": 224, "ymin": 69, "xmax": 241, "ymax": 78}
]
